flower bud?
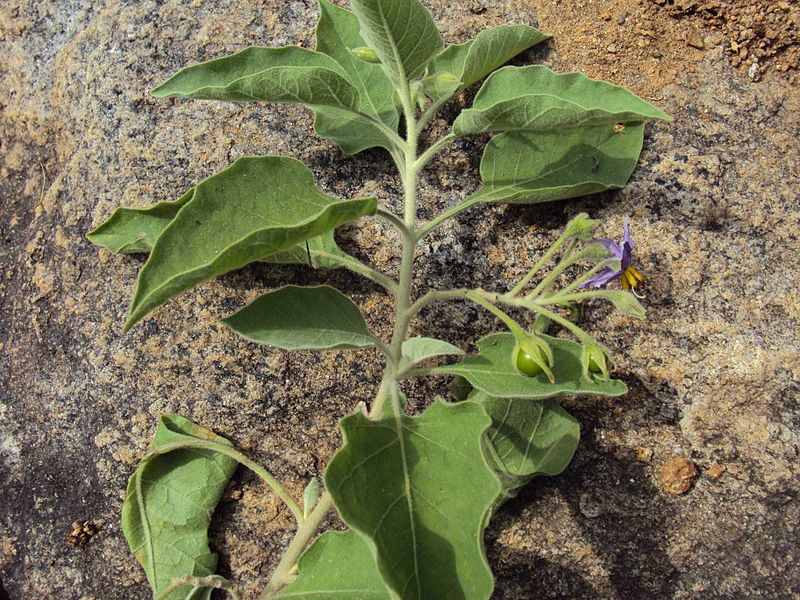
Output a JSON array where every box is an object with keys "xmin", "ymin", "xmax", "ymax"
[
  {"xmin": 566, "ymin": 213, "xmax": 601, "ymax": 241},
  {"xmin": 581, "ymin": 341, "xmax": 612, "ymax": 381},
  {"xmin": 513, "ymin": 335, "xmax": 555, "ymax": 382},
  {"xmin": 350, "ymin": 47, "xmax": 380, "ymax": 63},
  {"xmin": 434, "ymin": 71, "xmax": 460, "ymax": 84},
  {"xmin": 605, "ymin": 290, "xmax": 646, "ymax": 319}
]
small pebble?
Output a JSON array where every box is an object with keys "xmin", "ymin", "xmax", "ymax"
[
  {"xmin": 659, "ymin": 457, "xmax": 697, "ymax": 495},
  {"xmin": 607, "ymin": 44, "xmax": 618, "ymax": 53},
  {"xmin": 748, "ymin": 62, "xmax": 761, "ymax": 81},
  {"xmin": 636, "ymin": 447, "xmax": 654, "ymax": 463},
  {"xmin": 706, "ymin": 463, "xmax": 727, "ymax": 478},
  {"xmin": 686, "ymin": 30, "xmax": 705, "ymax": 49}
]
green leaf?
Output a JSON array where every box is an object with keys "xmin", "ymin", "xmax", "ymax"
[
  {"xmin": 470, "ymin": 121, "xmax": 647, "ymax": 204},
  {"xmin": 122, "ymin": 415, "xmax": 237, "ymax": 600},
  {"xmin": 87, "ymin": 190, "xmax": 194, "ymax": 254},
  {"xmin": 453, "ymin": 65, "xmax": 671, "ymax": 136},
  {"xmin": 277, "ymin": 531, "xmax": 391, "ymax": 599},
  {"xmin": 259, "ymin": 230, "xmax": 349, "ymax": 270},
  {"xmin": 424, "ymin": 25, "xmax": 549, "ymax": 102},
  {"xmin": 433, "ymin": 333, "xmax": 627, "ymax": 398},
  {"xmin": 151, "ymin": 46, "xmax": 359, "ymax": 112},
  {"xmin": 86, "ymin": 193, "xmax": 349, "ymax": 270},
  {"xmin": 313, "ymin": 0, "xmax": 399, "ymax": 154},
  {"xmin": 470, "ymin": 390, "xmax": 580, "ymax": 500},
  {"xmin": 125, "ymin": 156, "xmax": 376, "ymax": 331},
  {"xmin": 222, "ymin": 285, "xmax": 375, "ymax": 350},
  {"xmin": 350, "ymin": 0, "xmax": 443, "ymax": 85},
  {"xmin": 400, "ymin": 336, "xmax": 463, "ymax": 370},
  {"xmin": 326, "ymin": 399, "xmax": 501, "ymax": 600}
]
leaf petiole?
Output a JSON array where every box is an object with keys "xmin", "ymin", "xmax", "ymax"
[{"xmin": 144, "ymin": 439, "xmax": 304, "ymax": 526}]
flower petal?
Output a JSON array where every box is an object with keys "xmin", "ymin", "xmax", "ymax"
[
  {"xmin": 623, "ymin": 216, "xmax": 633, "ymax": 250},
  {"xmin": 580, "ymin": 267, "xmax": 623, "ymax": 288},
  {"xmin": 596, "ymin": 238, "xmax": 623, "ymax": 259}
]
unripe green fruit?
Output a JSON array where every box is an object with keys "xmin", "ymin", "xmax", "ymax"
[
  {"xmin": 588, "ymin": 355, "xmax": 604, "ymax": 373},
  {"xmin": 515, "ymin": 347, "xmax": 543, "ymax": 377}
]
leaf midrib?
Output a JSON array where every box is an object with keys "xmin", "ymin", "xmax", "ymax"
[
  {"xmin": 130, "ymin": 196, "xmax": 372, "ymax": 326},
  {"xmin": 474, "ymin": 130, "xmax": 622, "ymax": 200}
]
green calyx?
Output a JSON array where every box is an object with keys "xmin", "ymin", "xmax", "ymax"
[
  {"xmin": 513, "ymin": 335, "xmax": 555, "ymax": 382},
  {"xmin": 565, "ymin": 212, "xmax": 601, "ymax": 241},
  {"xmin": 581, "ymin": 341, "xmax": 612, "ymax": 381}
]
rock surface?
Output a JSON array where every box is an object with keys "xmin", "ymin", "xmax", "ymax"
[{"xmin": 1, "ymin": 0, "xmax": 798, "ymax": 598}]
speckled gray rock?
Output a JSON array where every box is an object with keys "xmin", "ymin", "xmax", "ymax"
[{"xmin": 1, "ymin": 1, "xmax": 799, "ymax": 599}]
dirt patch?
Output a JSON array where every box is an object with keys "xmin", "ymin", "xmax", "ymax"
[{"xmin": 654, "ymin": 0, "xmax": 800, "ymax": 81}]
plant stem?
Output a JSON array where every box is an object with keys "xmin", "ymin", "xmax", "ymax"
[
  {"xmin": 260, "ymin": 491, "xmax": 335, "ymax": 597},
  {"xmin": 259, "ymin": 83, "xmax": 426, "ymax": 599},
  {"xmin": 313, "ymin": 250, "xmax": 398, "ymax": 295},
  {"xmin": 375, "ymin": 205, "xmax": 409, "ymax": 234},
  {"xmin": 145, "ymin": 439, "xmax": 304, "ymax": 526},
  {"xmin": 510, "ymin": 233, "xmax": 573, "ymax": 296},
  {"xmin": 416, "ymin": 195, "xmax": 480, "ymax": 239},
  {"xmin": 415, "ymin": 132, "xmax": 456, "ymax": 170}
]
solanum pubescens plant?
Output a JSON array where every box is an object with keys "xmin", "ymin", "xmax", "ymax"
[{"xmin": 87, "ymin": 0, "xmax": 669, "ymax": 598}]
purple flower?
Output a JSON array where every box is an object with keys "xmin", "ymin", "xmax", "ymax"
[{"xmin": 580, "ymin": 216, "xmax": 645, "ymax": 297}]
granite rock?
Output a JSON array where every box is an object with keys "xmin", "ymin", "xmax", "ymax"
[{"xmin": 1, "ymin": 0, "xmax": 798, "ymax": 598}]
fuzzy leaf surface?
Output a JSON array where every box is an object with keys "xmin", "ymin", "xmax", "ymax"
[
  {"xmin": 277, "ymin": 531, "xmax": 391, "ymax": 599},
  {"xmin": 326, "ymin": 399, "xmax": 501, "ymax": 600},
  {"xmin": 87, "ymin": 194, "xmax": 349, "ymax": 270},
  {"xmin": 314, "ymin": 0, "xmax": 399, "ymax": 153},
  {"xmin": 469, "ymin": 121, "xmax": 646, "ymax": 204},
  {"xmin": 121, "ymin": 415, "xmax": 237, "ymax": 600},
  {"xmin": 350, "ymin": 0, "xmax": 443, "ymax": 84},
  {"xmin": 222, "ymin": 285, "xmax": 375, "ymax": 350},
  {"xmin": 433, "ymin": 333, "xmax": 627, "ymax": 398},
  {"xmin": 87, "ymin": 190, "xmax": 194, "ymax": 254},
  {"xmin": 151, "ymin": 46, "xmax": 359, "ymax": 111},
  {"xmin": 453, "ymin": 65, "xmax": 670, "ymax": 135},
  {"xmin": 470, "ymin": 390, "xmax": 580, "ymax": 499},
  {"xmin": 424, "ymin": 25, "xmax": 549, "ymax": 102},
  {"xmin": 400, "ymin": 337, "xmax": 463, "ymax": 370},
  {"xmin": 125, "ymin": 157, "xmax": 376, "ymax": 330}
]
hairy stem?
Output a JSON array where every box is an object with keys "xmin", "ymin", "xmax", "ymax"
[
  {"xmin": 259, "ymin": 83, "xmax": 426, "ymax": 599},
  {"xmin": 510, "ymin": 233, "xmax": 573, "ymax": 296},
  {"xmin": 314, "ymin": 250, "xmax": 398, "ymax": 295},
  {"xmin": 260, "ymin": 491, "xmax": 336, "ymax": 597}
]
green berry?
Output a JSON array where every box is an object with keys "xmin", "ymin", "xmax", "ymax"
[{"xmin": 515, "ymin": 347, "xmax": 543, "ymax": 377}]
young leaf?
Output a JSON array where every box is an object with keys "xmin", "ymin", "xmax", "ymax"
[
  {"xmin": 469, "ymin": 121, "xmax": 647, "ymax": 204},
  {"xmin": 87, "ymin": 190, "xmax": 194, "ymax": 254},
  {"xmin": 433, "ymin": 333, "xmax": 627, "ymax": 398},
  {"xmin": 151, "ymin": 46, "xmax": 360, "ymax": 112},
  {"xmin": 470, "ymin": 390, "xmax": 580, "ymax": 500},
  {"xmin": 400, "ymin": 336, "xmax": 463, "ymax": 370},
  {"xmin": 325, "ymin": 399, "xmax": 501, "ymax": 600},
  {"xmin": 314, "ymin": 0, "xmax": 400, "ymax": 154},
  {"xmin": 349, "ymin": 0, "xmax": 443, "ymax": 85},
  {"xmin": 125, "ymin": 157, "xmax": 376, "ymax": 330},
  {"xmin": 423, "ymin": 25, "xmax": 549, "ymax": 102},
  {"xmin": 276, "ymin": 531, "xmax": 391, "ymax": 599},
  {"xmin": 122, "ymin": 415, "xmax": 237, "ymax": 600},
  {"xmin": 222, "ymin": 285, "xmax": 376, "ymax": 350},
  {"xmin": 453, "ymin": 65, "xmax": 671, "ymax": 136}
]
